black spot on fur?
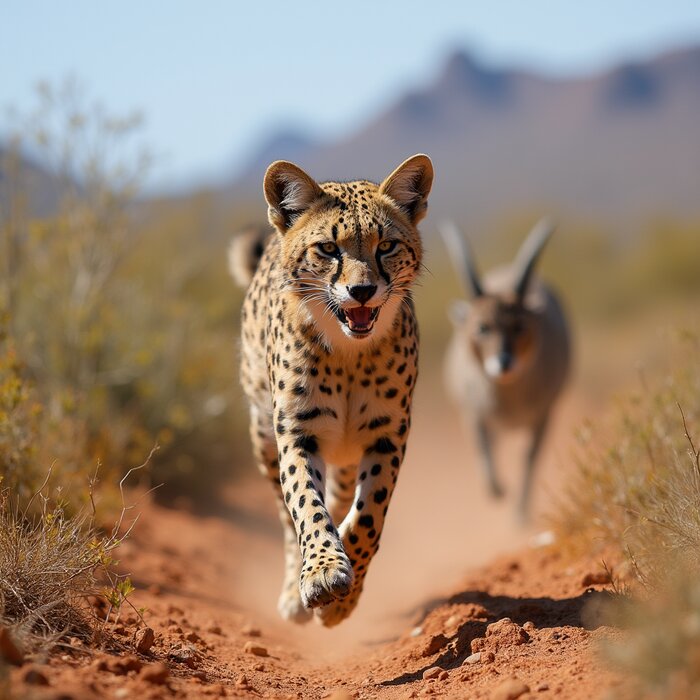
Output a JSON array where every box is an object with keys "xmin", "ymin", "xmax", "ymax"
[
  {"xmin": 368, "ymin": 416, "xmax": 391, "ymax": 430},
  {"xmin": 359, "ymin": 515, "xmax": 374, "ymax": 528},
  {"xmin": 368, "ymin": 437, "xmax": 397, "ymax": 454},
  {"xmin": 373, "ymin": 488, "xmax": 387, "ymax": 504}
]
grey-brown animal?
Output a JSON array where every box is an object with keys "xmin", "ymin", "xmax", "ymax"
[{"xmin": 441, "ymin": 219, "xmax": 571, "ymax": 521}]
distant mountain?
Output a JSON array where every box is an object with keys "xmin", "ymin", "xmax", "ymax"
[
  {"xmin": 234, "ymin": 129, "xmax": 320, "ymax": 186},
  {"xmin": 226, "ymin": 45, "xmax": 700, "ymax": 232},
  {"xmin": 0, "ymin": 146, "xmax": 64, "ymax": 219}
]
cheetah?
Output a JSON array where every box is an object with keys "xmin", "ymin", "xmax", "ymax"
[{"xmin": 231, "ymin": 154, "xmax": 433, "ymax": 626}]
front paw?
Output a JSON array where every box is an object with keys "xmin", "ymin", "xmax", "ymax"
[
  {"xmin": 299, "ymin": 559, "xmax": 354, "ymax": 609},
  {"xmin": 313, "ymin": 592, "xmax": 360, "ymax": 627},
  {"xmin": 278, "ymin": 589, "xmax": 313, "ymax": 624}
]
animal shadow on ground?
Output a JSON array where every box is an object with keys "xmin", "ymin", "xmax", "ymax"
[{"xmin": 381, "ymin": 587, "xmax": 616, "ymax": 687}]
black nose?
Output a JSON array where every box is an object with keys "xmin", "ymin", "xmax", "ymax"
[
  {"xmin": 348, "ymin": 285, "xmax": 377, "ymax": 304},
  {"xmin": 499, "ymin": 352, "xmax": 513, "ymax": 372}
]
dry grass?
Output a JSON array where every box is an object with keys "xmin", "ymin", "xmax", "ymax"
[
  {"xmin": 1, "ymin": 81, "xmax": 248, "ymax": 504},
  {"xmin": 553, "ymin": 326, "xmax": 700, "ymax": 572},
  {"xmin": 551, "ymin": 323, "xmax": 700, "ymax": 696},
  {"xmin": 601, "ymin": 576, "xmax": 700, "ymax": 698},
  {"xmin": 0, "ymin": 457, "xmax": 149, "ymax": 657},
  {"xmin": 0, "ymin": 323, "xmax": 149, "ymax": 657}
]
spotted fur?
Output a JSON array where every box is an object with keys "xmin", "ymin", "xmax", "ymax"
[{"xmin": 234, "ymin": 155, "xmax": 433, "ymax": 626}]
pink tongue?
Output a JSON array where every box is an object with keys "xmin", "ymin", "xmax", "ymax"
[{"xmin": 346, "ymin": 307, "xmax": 372, "ymax": 327}]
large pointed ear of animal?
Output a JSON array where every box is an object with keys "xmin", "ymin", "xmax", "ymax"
[
  {"xmin": 379, "ymin": 154, "xmax": 433, "ymax": 224},
  {"xmin": 512, "ymin": 217, "xmax": 556, "ymax": 302},
  {"xmin": 448, "ymin": 299, "xmax": 470, "ymax": 326},
  {"xmin": 263, "ymin": 161, "xmax": 325, "ymax": 233},
  {"xmin": 439, "ymin": 221, "xmax": 484, "ymax": 298}
]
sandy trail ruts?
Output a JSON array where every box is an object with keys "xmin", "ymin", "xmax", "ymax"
[
  {"xmin": 8, "ymin": 372, "xmax": 628, "ymax": 699},
  {"xmin": 228, "ymin": 378, "xmax": 586, "ymax": 661}
]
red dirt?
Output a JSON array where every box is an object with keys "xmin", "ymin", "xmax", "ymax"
[
  {"xmin": 6, "ymin": 377, "xmax": 633, "ymax": 700},
  {"xmin": 6, "ymin": 493, "xmax": 626, "ymax": 699}
]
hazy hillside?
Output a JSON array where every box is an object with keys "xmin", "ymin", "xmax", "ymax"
[
  {"xmin": 3, "ymin": 45, "xmax": 700, "ymax": 235},
  {"xmin": 0, "ymin": 146, "xmax": 64, "ymax": 218},
  {"xmin": 226, "ymin": 45, "xmax": 700, "ymax": 233}
]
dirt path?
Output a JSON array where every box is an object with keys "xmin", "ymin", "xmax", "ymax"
[{"xmin": 8, "ymin": 373, "xmax": 629, "ymax": 699}]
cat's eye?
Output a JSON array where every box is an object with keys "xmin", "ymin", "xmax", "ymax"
[
  {"xmin": 377, "ymin": 240, "xmax": 397, "ymax": 254},
  {"xmin": 317, "ymin": 242, "xmax": 339, "ymax": 257}
]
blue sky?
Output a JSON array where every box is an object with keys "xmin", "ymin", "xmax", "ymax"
[{"xmin": 3, "ymin": 1, "xmax": 700, "ymax": 190}]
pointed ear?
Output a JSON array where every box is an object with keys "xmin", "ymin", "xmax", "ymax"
[
  {"xmin": 263, "ymin": 160, "xmax": 325, "ymax": 233},
  {"xmin": 379, "ymin": 154, "xmax": 433, "ymax": 224},
  {"xmin": 448, "ymin": 299, "xmax": 470, "ymax": 326}
]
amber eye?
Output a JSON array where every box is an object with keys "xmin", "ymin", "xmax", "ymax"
[
  {"xmin": 317, "ymin": 242, "xmax": 339, "ymax": 257},
  {"xmin": 377, "ymin": 240, "xmax": 397, "ymax": 254}
]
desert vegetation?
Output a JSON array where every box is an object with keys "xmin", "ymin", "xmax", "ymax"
[
  {"xmin": 0, "ymin": 82, "xmax": 246, "ymax": 670},
  {"xmin": 1, "ymin": 74, "xmax": 700, "ymax": 697},
  {"xmin": 553, "ymin": 323, "xmax": 700, "ymax": 697}
]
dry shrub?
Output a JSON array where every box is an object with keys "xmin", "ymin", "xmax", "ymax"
[
  {"xmin": 0, "ymin": 322, "xmax": 147, "ymax": 657},
  {"xmin": 0, "ymin": 464, "xmax": 143, "ymax": 656},
  {"xmin": 1, "ymin": 81, "xmax": 248, "ymax": 501},
  {"xmin": 553, "ymin": 326, "xmax": 700, "ymax": 572},
  {"xmin": 552, "ymin": 323, "xmax": 700, "ymax": 696},
  {"xmin": 600, "ymin": 575, "xmax": 700, "ymax": 698}
]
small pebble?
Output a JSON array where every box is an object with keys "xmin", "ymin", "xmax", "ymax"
[
  {"xmin": 529, "ymin": 530, "xmax": 555, "ymax": 548},
  {"xmin": 133, "ymin": 627, "xmax": 155, "ymax": 654},
  {"xmin": 244, "ymin": 641, "xmax": 268, "ymax": 656},
  {"xmin": 242, "ymin": 624, "xmax": 261, "ymax": 637},
  {"xmin": 445, "ymin": 614, "xmax": 461, "ymax": 628},
  {"xmin": 422, "ymin": 667, "xmax": 442, "ymax": 680},
  {"xmin": 421, "ymin": 633, "xmax": 448, "ymax": 657},
  {"xmin": 168, "ymin": 644, "xmax": 199, "ymax": 668}
]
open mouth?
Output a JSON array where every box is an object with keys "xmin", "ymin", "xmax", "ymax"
[{"xmin": 336, "ymin": 306, "xmax": 380, "ymax": 336}]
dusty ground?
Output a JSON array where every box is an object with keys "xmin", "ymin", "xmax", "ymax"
[
  {"xmin": 5, "ymin": 367, "xmax": 634, "ymax": 700},
  {"xmin": 11, "ymin": 302, "xmax": 677, "ymax": 700},
  {"xmin": 5, "ymin": 492, "xmax": 626, "ymax": 700}
]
